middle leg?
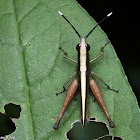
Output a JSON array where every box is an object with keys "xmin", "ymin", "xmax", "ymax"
[
  {"xmin": 56, "ymin": 72, "xmax": 77, "ymax": 96},
  {"xmin": 91, "ymin": 71, "xmax": 119, "ymax": 93}
]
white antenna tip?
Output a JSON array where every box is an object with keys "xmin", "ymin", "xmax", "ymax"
[
  {"xmin": 58, "ymin": 11, "xmax": 63, "ymax": 15},
  {"xmin": 107, "ymin": 12, "xmax": 113, "ymax": 17}
]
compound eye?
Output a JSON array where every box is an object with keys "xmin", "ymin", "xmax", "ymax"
[
  {"xmin": 87, "ymin": 44, "xmax": 90, "ymax": 51},
  {"xmin": 76, "ymin": 44, "xmax": 80, "ymax": 51}
]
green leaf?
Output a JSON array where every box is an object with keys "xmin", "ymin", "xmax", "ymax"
[{"xmin": 0, "ymin": 0, "xmax": 139, "ymax": 140}]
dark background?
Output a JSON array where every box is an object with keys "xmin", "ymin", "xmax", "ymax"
[{"xmin": 77, "ymin": 0, "xmax": 140, "ymax": 105}]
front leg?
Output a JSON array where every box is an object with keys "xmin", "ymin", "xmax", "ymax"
[
  {"xmin": 90, "ymin": 40, "xmax": 110, "ymax": 63},
  {"xmin": 59, "ymin": 46, "xmax": 77, "ymax": 63}
]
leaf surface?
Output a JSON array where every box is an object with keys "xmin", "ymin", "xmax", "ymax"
[{"xmin": 0, "ymin": 0, "xmax": 139, "ymax": 140}]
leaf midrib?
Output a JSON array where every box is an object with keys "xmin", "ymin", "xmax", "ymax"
[{"xmin": 12, "ymin": 0, "xmax": 35, "ymax": 139}]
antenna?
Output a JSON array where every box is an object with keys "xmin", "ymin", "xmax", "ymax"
[
  {"xmin": 58, "ymin": 11, "xmax": 81, "ymax": 39},
  {"xmin": 85, "ymin": 12, "xmax": 113, "ymax": 39}
]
